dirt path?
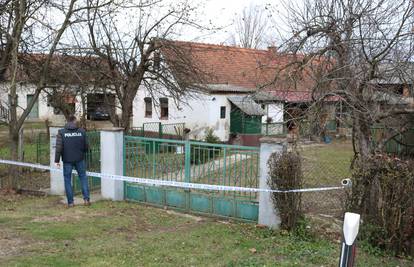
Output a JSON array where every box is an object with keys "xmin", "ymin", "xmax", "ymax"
[{"xmin": 166, "ymin": 154, "xmax": 252, "ymax": 182}]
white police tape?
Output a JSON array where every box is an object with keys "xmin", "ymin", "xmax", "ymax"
[{"xmin": 0, "ymin": 159, "xmax": 348, "ymax": 193}]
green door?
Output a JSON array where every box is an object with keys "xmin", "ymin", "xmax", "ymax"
[
  {"xmin": 27, "ymin": 94, "xmax": 39, "ymax": 119},
  {"xmin": 230, "ymin": 104, "xmax": 244, "ymax": 134},
  {"xmin": 230, "ymin": 104, "xmax": 262, "ymax": 134}
]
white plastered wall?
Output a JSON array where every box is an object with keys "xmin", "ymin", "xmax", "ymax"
[
  {"xmin": 0, "ymin": 82, "xmax": 63, "ymax": 122},
  {"xmin": 0, "ymin": 82, "xmax": 121, "ymax": 124},
  {"xmin": 262, "ymin": 103, "xmax": 284, "ymax": 123},
  {"xmin": 132, "ymin": 87, "xmax": 236, "ymax": 141}
]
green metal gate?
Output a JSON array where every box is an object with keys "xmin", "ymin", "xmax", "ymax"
[
  {"xmin": 73, "ymin": 131, "xmax": 101, "ymax": 193},
  {"xmin": 36, "ymin": 132, "xmax": 50, "ymax": 165},
  {"xmin": 124, "ymin": 136, "xmax": 259, "ymax": 222}
]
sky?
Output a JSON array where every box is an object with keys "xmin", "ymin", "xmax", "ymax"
[
  {"xmin": 174, "ymin": 0, "xmax": 286, "ymax": 47},
  {"xmin": 191, "ymin": 0, "xmax": 272, "ymax": 42},
  {"xmin": 35, "ymin": 0, "xmax": 290, "ymax": 53}
]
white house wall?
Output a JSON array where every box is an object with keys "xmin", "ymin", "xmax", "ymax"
[
  {"xmin": 133, "ymin": 88, "xmax": 233, "ymax": 141},
  {"xmin": 0, "ymin": 82, "xmax": 121, "ymax": 124},
  {"xmin": 0, "ymin": 82, "xmax": 62, "ymax": 121}
]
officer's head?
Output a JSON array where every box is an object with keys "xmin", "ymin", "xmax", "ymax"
[{"xmin": 67, "ymin": 115, "xmax": 77, "ymax": 123}]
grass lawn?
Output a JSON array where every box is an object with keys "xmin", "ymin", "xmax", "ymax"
[
  {"xmin": 0, "ymin": 195, "xmax": 412, "ymax": 267},
  {"xmin": 301, "ymin": 141, "xmax": 354, "ymax": 186},
  {"xmin": 0, "ymin": 143, "xmax": 49, "ymax": 163},
  {"xmin": 0, "ymin": 121, "xmax": 47, "ymax": 132}
]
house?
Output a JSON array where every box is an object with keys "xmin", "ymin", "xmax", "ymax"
[
  {"xmin": 0, "ymin": 53, "xmax": 117, "ymax": 124},
  {"xmin": 133, "ymin": 84, "xmax": 265, "ymax": 141},
  {"xmin": 132, "ymin": 40, "xmax": 322, "ymax": 142},
  {"xmin": 254, "ymin": 90, "xmax": 343, "ymax": 136}
]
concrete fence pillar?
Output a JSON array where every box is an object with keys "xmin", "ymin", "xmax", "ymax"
[
  {"xmin": 100, "ymin": 128, "xmax": 124, "ymax": 201},
  {"xmin": 50, "ymin": 126, "xmax": 65, "ymax": 195},
  {"xmin": 258, "ymin": 137, "xmax": 286, "ymax": 229}
]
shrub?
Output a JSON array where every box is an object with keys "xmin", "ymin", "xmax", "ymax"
[
  {"xmin": 204, "ymin": 128, "xmax": 221, "ymax": 144},
  {"xmin": 347, "ymin": 155, "xmax": 414, "ymax": 256},
  {"xmin": 191, "ymin": 128, "xmax": 221, "ymax": 165},
  {"xmin": 267, "ymin": 151, "xmax": 304, "ymax": 231}
]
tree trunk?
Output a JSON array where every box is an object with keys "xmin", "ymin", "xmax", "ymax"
[
  {"xmin": 80, "ymin": 90, "xmax": 87, "ymax": 129},
  {"xmin": 119, "ymin": 80, "xmax": 140, "ymax": 131},
  {"xmin": 353, "ymin": 112, "xmax": 372, "ymax": 161},
  {"xmin": 120, "ymin": 97, "xmax": 133, "ymax": 131},
  {"xmin": 5, "ymin": 127, "xmax": 20, "ymax": 190}
]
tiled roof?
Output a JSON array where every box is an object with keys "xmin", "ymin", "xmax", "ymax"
[
  {"xmin": 2, "ymin": 53, "xmax": 113, "ymax": 86},
  {"xmin": 200, "ymin": 84, "xmax": 254, "ymax": 93},
  {"xmin": 159, "ymin": 39, "xmax": 319, "ymax": 93},
  {"xmin": 254, "ymin": 90, "xmax": 341, "ymax": 103}
]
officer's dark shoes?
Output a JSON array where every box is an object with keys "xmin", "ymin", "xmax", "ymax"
[{"xmin": 84, "ymin": 200, "xmax": 91, "ymax": 206}]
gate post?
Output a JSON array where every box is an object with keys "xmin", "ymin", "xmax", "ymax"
[
  {"xmin": 258, "ymin": 137, "xmax": 286, "ymax": 229},
  {"xmin": 184, "ymin": 140, "xmax": 191, "ymax": 182},
  {"xmin": 50, "ymin": 126, "xmax": 65, "ymax": 195},
  {"xmin": 100, "ymin": 128, "xmax": 124, "ymax": 201}
]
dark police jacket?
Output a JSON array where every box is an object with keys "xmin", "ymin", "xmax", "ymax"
[{"xmin": 54, "ymin": 122, "xmax": 89, "ymax": 163}]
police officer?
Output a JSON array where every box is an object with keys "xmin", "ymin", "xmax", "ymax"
[{"xmin": 55, "ymin": 115, "xmax": 90, "ymax": 207}]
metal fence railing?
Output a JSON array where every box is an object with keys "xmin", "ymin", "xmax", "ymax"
[
  {"xmin": 0, "ymin": 130, "xmax": 50, "ymax": 190},
  {"xmin": 123, "ymin": 135, "xmax": 260, "ymax": 221},
  {"xmin": 261, "ymin": 122, "xmax": 287, "ymax": 136},
  {"xmin": 129, "ymin": 122, "xmax": 185, "ymax": 140},
  {"xmin": 0, "ymin": 100, "xmax": 9, "ymax": 124},
  {"xmin": 124, "ymin": 135, "xmax": 259, "ymax": 200},
  {"xmin": 297, "ymin": 140, "xmax": 353, "ymax": 217},
  {"xmin": 128, "ymin": 127, "xmax": 143, "ymax": 137},
  {"xmin": 261, "ymin": 119, "xmax": 345, "ymax": 139},
  {"xmin": 36, "ymin": 132, "xmax": 50, "ymax": 165},
  {"xmin": 161, "ymin": 123, "xmax": 185, "ymax": 138},
  {"xmin": 371, "ymin": 127, "xmax": 414, "ymax": 157},
  {"xmin": 72, "ymin": 131, "xmax": 101, "ymax": 193},
  {"xmin": 261, "ymin": 121, "xmax": 311, "ymax": 137}
]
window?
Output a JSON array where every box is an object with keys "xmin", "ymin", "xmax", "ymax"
[
  {"xmin": 27, "ymin": 94, "xmax": 39, "ymax": 119},
  {"xmin": 220, "ymin": 106, "xmax": 226, "ymax": 119},
  {"xmin": 144, "ymin": 97, "xmax": 152, "ymax": 117},
  {"xmin": 160, "ymin": 98, "xmax": 168, "ymax": 119}
]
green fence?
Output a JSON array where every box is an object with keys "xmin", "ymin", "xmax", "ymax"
[
  {"xmin": 261, "ymin": 121, "xmax": 311, "ymax": 137},
  {"xmin": 36, "ymin": 132, "xmax": 50, "ymax": 165},
  {"xmin": 261, "ymin": 122, "xmax": 287, "ymax": 136},
  {"xmin": 129, "ymin": 127, "xmax": 143, "ymax": 137},
  {"xmin": 72, "ymin": 131, "xmax": 101, "ymax": 193},
  {"xmin": 124, "ymin": 136, "xmax": 260, "ymax": 222},
  {"xmin": 129, "ymin": 122, "xmax": 185, "ymax": 139},
  {"xmin": 261, "ymin": 120, "xmax": 338, "ymax": 138},
  {"xmin": 371, "ymin": 127, "xmax": 414, "ymax": 157},
  {"xmin": 326, "ymin": 119, "xmax": 337, "ymax": 132}
]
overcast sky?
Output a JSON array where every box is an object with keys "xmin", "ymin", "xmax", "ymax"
[
  {"xmin": 180, "ymin": 0, "xmax": 285, "ymax": 47},
  {"xmin": 53, "ymin": 0, "xmax": 289, "ymax": 53}
]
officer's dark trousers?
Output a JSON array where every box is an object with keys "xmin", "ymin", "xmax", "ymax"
[{"xmin": 63, "ymin": 160, "xmax": 90, "ymax": 204}]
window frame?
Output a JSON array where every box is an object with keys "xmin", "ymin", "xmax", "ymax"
[
  {"xmin": 144, "ymin": 97, "xmax": 152, "ymax": 118},
  {"xmin": 159, "ymin": 97, "xmax": 169, "ymax": 120},
  {"xmin": 220, "ymin": 106, "xmax": 226, "ymax": 119}
]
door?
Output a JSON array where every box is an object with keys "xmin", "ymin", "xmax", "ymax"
[{"xmin": 27, "ymin": 94, "xmax": 39, "ymax": 119}]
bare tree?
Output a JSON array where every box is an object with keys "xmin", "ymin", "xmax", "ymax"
[
  {"xmin": 229, "ymin": 4, "xmax": 269, "ymax": 49},
  {"xmin": 0, "ymin": 0, "xmax": 109, "ymax": 189},
  {"xmin": 82, "ymin": 0, "xmax": 207, "ymax": 130},
  {"xmin": 274, "ymin": 0, "xmax": 414, "ymax": 159}
]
